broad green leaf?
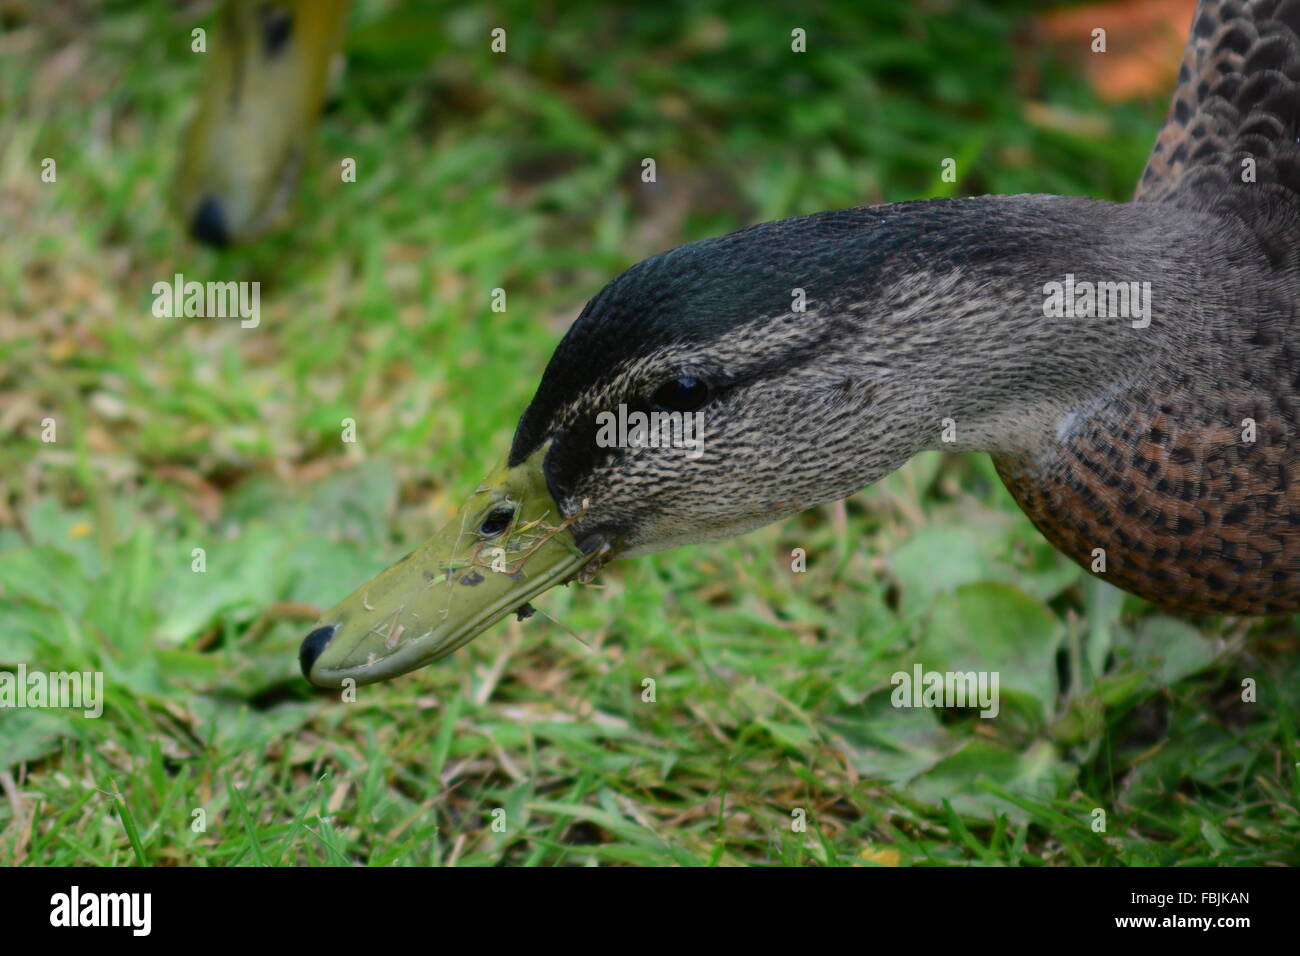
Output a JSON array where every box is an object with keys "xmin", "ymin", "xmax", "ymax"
[{"xmin": 919, "ymin": 582, "xmax": 1064, "ymax": 723}]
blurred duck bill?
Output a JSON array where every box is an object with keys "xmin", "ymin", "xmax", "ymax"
[
  {"xmin": 175, "ymin": 0, "xmax": 349, "ymax": 246},
  {"xmin": 299, "ymin": 445, "xmax": 601, "ymax": 688}
]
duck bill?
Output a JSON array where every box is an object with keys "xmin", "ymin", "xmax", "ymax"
[
  {"xmin": 175, "ymin": 0, "xmax": 349, "ymax": 245},
  {"xmin": 299, "ymin": 445, "xmax": 595, "ymax": 688}
]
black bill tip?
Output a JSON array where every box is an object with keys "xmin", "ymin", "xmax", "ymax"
[
  {"xmin": 190, "ymin": 194, "xmax": 231, "ymax": 248},
  {"xmin": 299, "ymin": 624, "xmax": 338, "ymax": 680}
]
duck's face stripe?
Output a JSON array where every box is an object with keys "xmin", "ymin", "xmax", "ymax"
[
  {"xmin": 505, "ymin": 209, "xmax": 1008, "ymax": 556},
  {"xmin": 509, "ymin": 197, "xmax": 1029, "ymax": 471}
]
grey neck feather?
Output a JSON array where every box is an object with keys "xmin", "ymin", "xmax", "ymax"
[{"xmin": 823, "ymin": 193, "xmax": 1273, "ymax": 462}]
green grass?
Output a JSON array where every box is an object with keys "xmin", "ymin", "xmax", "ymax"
[{"xmin": 1, "ymin": 0, "xmax": 1297, "ymax": 866}]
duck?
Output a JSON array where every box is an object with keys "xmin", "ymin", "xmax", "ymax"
[
  {"xmin": 300, "ymin": 0, "xmax": 1300, "ymax": 688},
  {"xmin": 174, "ymin": 0, "xmax": 349, "ymax": 247}
]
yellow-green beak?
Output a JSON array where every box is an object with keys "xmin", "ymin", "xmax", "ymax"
[{"xmin": 299, "ymin": 446, "xmax": 595, "ymax": 688}]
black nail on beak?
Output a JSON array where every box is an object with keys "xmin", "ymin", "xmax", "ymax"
[
  {"xmin": 190, "ymin": 195, "xmax": 230, "ymax": 247},
  {"xmin": 299, "ymin": 625, "xmax": 337, "ymax": 680}
]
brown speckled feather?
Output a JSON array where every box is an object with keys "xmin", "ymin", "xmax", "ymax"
[
  {"xmin": 1137, "ymin": 0, "xmax": 1300, "ymax": 209},
  {"xmin": 995, "ymin": 0, "xmax": 1300, "ymax": 614}
]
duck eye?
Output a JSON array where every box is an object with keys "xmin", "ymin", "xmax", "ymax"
[
  {"xmin": 651, "ymin": 376, "xmax": 709, "ymax": 412},
  {"xmin": 479, "ymin": 505, "xmax": 514, "ymax": 538}
]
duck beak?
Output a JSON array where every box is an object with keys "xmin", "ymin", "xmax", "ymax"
[
  {"xmin": 299, "ymin": 445, "xmax": 597, "ymax": 688},
  {"xmin": 174, "ymin": 0, "xmax": 348, "ymax": 246}
]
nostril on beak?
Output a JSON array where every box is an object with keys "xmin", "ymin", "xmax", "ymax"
[
  {"xmin": 299, "ymin": 624, "xmax": 337, "ymax": 680},
  {"xmin": 190, "ymin": 195, "xmax": 231, "ymax": 247}
]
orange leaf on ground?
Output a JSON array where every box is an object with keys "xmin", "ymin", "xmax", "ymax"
[{"xmin": 1035, "ymin": 0, "xmax": 1196, "ymax": 102}]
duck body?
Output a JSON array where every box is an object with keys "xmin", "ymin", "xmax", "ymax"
[{"xmin": 301, "ymin": 0, "xmax": 1299, "ymax": 688}]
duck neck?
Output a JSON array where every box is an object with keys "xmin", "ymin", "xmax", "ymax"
[{"xmin": 840, "ymin": 194, "xmax": 1249, "ymax": 461}]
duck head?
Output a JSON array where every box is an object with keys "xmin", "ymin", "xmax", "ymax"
[
  {"xmin": 298, "ymin": 205, "xmax": 967, "ymax": 688},
  {"xmin": 300, "ymin": 194, "xmax": 1167, "ymax": 687},
  {"xmin": 175, "ymin": 0, "xmax": 348, "ymax": 247}
]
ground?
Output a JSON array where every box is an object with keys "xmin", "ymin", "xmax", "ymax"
[{"xmin": 0, "ymin": 0, "xmax": 1296, "ymax": 865}]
